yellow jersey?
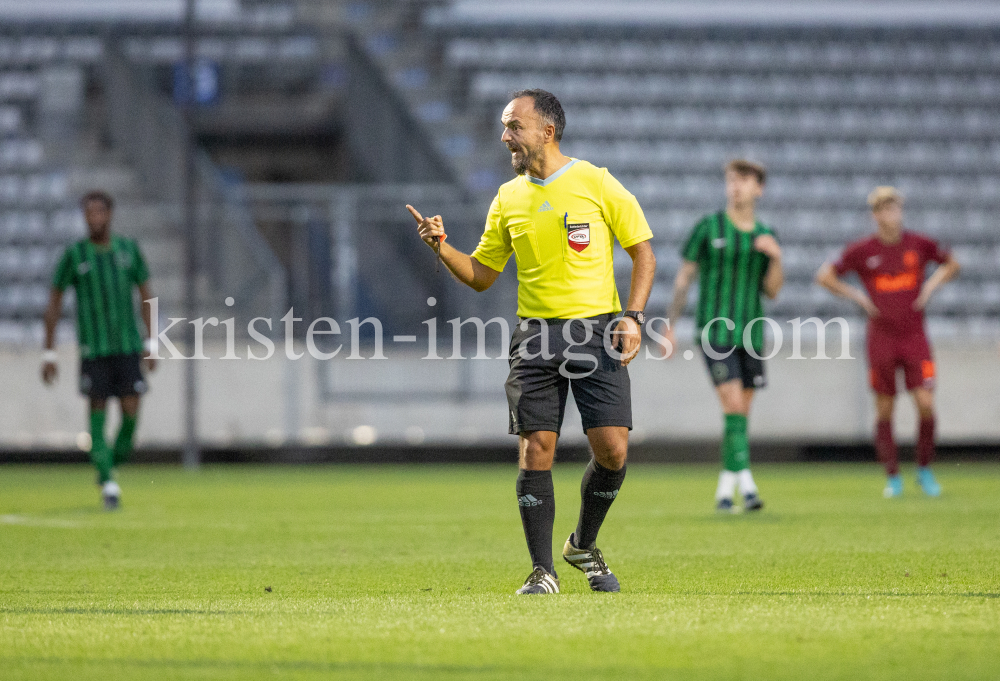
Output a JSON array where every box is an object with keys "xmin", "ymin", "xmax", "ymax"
[{"xmin": 471, "ymin": 159, "xmax": 653, "ymax": 319}]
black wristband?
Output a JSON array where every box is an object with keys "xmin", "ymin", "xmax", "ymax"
[{"xmin": 623, "ymin": 310, "xmax": 645, "ymax": 326}]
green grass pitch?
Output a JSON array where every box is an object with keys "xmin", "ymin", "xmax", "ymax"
[{"xmin": 1, "ymin": 462, "xmax": 998, "ymax": 680}]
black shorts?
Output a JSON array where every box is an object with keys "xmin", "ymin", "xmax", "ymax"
[
  {"xmin": 80, "ymin": 353, "xmax": 148, "ymax": 400},
  {"xmin": 701, "ymin": 343, "xmax": 767, "ymax": 390},
  {"xmin": 505, "ymin": 314, "xmax": 632, "ymax": 435}
]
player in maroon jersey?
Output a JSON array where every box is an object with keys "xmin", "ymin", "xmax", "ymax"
[{"xmin": 817, "ymin": 187, "xmax": 960, "ymax": 498}]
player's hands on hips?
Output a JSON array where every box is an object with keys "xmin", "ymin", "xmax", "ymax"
[
  {"xmin": 41, "ymin": 361, "xmax": 57, "ymax": 385},
  {"xmin": 913, "ymin": 288, "xmax": 931, "ymax": 311},
  {"xmin": 859, "ymin": 296, "xmax": 880, "ymax": 318},
  {"xmin": 613, "ymin": 316, "xmax": 641, "ymax": 366},
  {"xmin": 406, "ymin": 205, "xmax": 446, "ymax": 249},
  {"xmin": 753, "ymin": 234, "xmax": 781, "ymax": 259}
]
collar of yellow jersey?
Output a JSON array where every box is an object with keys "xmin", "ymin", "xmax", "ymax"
[{"xmin": 523, "ymin": 159, "xmax": 578, "ymax": 187}]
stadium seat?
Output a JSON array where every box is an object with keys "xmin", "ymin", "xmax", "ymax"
[{"xmin": 437, "ymin": 24, "xmax": 1000, "ymax": 333}]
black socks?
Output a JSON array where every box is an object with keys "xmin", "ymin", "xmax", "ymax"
[
  {"xmin": 516, "ymin": 469, "xmax": 556, "ymax": 574},
  {"xmin": 516, "ymin": 461, "xmax": 627, "ymax": 572},
  {"xmin": 575, "ymin": 459, "xmax": 627, "ymax": 550}
]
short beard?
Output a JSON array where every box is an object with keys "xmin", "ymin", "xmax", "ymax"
[{"xmin": 511, "ymin": 144, "xmax": 539, "ymax": 176}]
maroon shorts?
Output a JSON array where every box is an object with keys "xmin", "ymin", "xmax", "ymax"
[{"xmin": 867, "ymin": 330, "xmax": 935, "ymax": 396}]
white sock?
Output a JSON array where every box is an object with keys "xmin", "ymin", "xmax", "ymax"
[
  {"xmin": 716, "ymin": 470, "xmax": 738, "ymax": 500},
  {"xmin": 737, "ymin": 469, "xmax": 758, "ymax": 497}
]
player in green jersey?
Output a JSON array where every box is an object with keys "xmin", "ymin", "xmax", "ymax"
[
  {"xmin": 42, "ymin": 191, "xmax": 156, "ymax": 510},
  {"xmin": 663, "ymin": 160, "xmax": 784, "ymax": 512}
]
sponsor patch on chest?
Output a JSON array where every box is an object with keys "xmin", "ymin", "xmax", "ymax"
[
  {"xmin": 567, "ymin": 223, "xmax": 590, "ymax": 252},
  {"xmin": 115, "ymin": 251, "xmax": 133, "ymax": 269}
]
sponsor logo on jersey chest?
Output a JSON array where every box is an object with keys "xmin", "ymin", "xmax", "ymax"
[
  {"xmin": 567, "ymin": 223, "xmax": 590, "ymax": 252},
  {"xmin": 874, "ymin": 271, "xmax": 918, "ymax": 293}
]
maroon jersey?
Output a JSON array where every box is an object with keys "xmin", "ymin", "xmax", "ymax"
[{"xmin": 833, "ymin": 230, "xmax": 950, "ymax": 336}]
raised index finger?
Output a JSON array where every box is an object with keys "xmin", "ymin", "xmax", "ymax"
[{"xmin": 406, "ymin": 204, "xmax": 424, "ymax": 224}]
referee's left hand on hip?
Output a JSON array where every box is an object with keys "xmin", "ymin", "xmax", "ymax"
[{"xmin": 613, "ymin": 317, "xmax": 641, "ymax": 366}]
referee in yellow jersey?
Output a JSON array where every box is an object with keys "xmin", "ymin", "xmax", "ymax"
[{"xmin": 407, "ymin": 89, "xmax": 656, "ymax": 595}]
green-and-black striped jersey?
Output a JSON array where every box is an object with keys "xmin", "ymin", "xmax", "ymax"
[
  {"xmin": 52, "ymin": 235, "xmax": 150, "ymax": 359},
  {"xmin": 681, "ymin": 211, "xmax": 776, "ymax": 352}
]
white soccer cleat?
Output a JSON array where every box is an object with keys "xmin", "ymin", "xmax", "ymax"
[
  {"xmin": 102, "ymin": 481, "xmax": 121, "ymax": 511},
  {"xmin": 516, "ymin": 567, "xmax": 560, "ymax": 595}
]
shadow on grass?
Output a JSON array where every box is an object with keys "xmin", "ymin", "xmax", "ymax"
[
  {"xmin": 727, "ymin": 591, "xmax": 1000, "ymax": 598},
  {"xmin": 0, "ymin": 608, "xmax": 247, "ymax": 616},
  {"xmin": 14, "ymin": 656, "xmax": 502, "ymax": 676}
]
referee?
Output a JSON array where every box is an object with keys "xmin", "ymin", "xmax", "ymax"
[
  {"xmin": 407, "ymin": 89, "xmax": 655, "ymax": 594},
  {"xmin": 42, "ymin": 191, "xmax": 156, "ymax": 510}
]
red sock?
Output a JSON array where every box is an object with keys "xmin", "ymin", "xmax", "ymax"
[
  {"xmin": 917, "ymin": 417, "xmax": 936, "ymax": 467},
  {"xmin": 876, "ymin": 420, "xmax": 898, "ymax": 476}
]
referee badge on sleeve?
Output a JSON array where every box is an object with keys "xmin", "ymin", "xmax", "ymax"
[{"xmin": 567, "ymin": 223, "xmax": 590, "ymax": 252}]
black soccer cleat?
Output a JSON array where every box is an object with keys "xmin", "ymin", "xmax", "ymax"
[
  {"xmin": 562, "ymin": 534, "xmax": 620, "ymax": 592},
  {"xmin": 516, "ymin": 566, "xmax": 560, "ymax": 595},
  {"xmin": 743, "ymin": 493, "xmax": 764, "ymax": 512},
  {"xmin": 716, "ymin": 497, "xmax": 735, "ymax": 513}
]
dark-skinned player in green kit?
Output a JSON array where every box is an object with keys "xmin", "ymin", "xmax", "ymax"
[{"xmin": 42, "ymin": 191, "xmax": 157, "ymax": 510}]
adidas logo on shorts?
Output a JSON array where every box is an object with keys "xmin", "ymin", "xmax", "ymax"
[{"xmin": 518, "ymin": 494, "xmax": 543, "ymax": 507}]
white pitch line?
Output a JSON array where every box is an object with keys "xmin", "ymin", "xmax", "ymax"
[{"xmin": 1, "ymin": 514, "xmax": 84, "ymax": 528}]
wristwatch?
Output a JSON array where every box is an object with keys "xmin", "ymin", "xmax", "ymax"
[{"xmin": 623, "ymin": 310, "xmax": 645, "ymax": 326}]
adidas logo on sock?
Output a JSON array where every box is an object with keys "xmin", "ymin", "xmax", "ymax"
[
  {"xmin": 518, "ymin": 494, "xmax": 543, "ymax": 507},
  {"xmin": 537, "ymin": 201, "xmax": 554, "ymax": 212},
  {"xmin": 593, "ymin": 490, "xmax": 618, "ymax": 500}
]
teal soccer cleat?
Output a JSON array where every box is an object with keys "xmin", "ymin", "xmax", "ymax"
[
  {"xmin": 917, "ymin": 467, "xmax": 942, "ymax": 497},
  {"xmin": 883, "ymin": 474, "xmax": 903, "ymax": 498}
]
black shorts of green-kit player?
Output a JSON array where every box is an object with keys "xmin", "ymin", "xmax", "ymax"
[
  {"xmin": 80, "ymin": 353, "xmax": 148, "ymax": 399},
  {"xmin": 683, "ymin": 211, "xmax": 774, "ymax": 507},
  {"xmin": 701, "ymin": 342, "xmax": 767, "ymax": 390},
  {"xmin": 80, "ymin": 353, "xmax": 146, "ymax": 487},
  {"xmin": 506, "ymin": 314, "xmax": 630, "ymax": 587},
  {"xmin": 505, "ymin": 314, "xmax": 632, "ymax": 435}
]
